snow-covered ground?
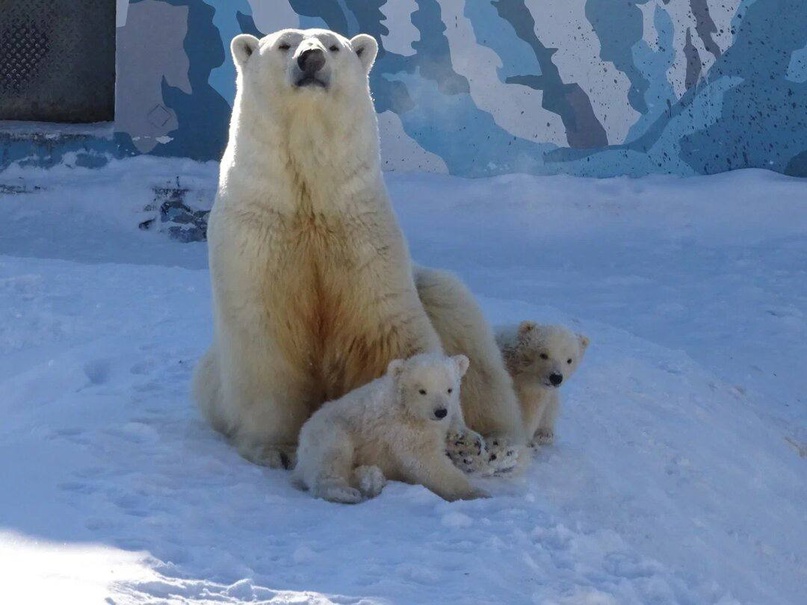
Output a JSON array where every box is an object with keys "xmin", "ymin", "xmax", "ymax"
[{"xmin": 0, "ymin": 157, "xmax": 804, "ymax": 604}]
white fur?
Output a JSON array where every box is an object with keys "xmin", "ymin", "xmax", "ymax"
[
  {"xmin": 415, "ymin": 267, "xmax": 528, "ymax": 474},
  {"xmin": 496, "ymin": 322, "xmax": 589, "ymax": 446},
  {"xmin": 294, "ymin": 353, "xmax": 488, "ymax": 503},
  {"xmin": 193, "ymin": 29, "xmax": 442, "ymax": 468}
]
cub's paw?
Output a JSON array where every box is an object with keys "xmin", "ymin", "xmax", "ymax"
[
  {"xmin": 446, "ymin": 428, "xmax": 488, "ymax": 473},
  {"xmin": 533, "ymin": 429, "xmax": 555, "ymax": 446},
  {"xmin": 462, "ymin": 487, "xmax": 491, "ymax": 500},
  {"xmin": 354, "ymin": 465, "xmax": 386, "ymax": 499},
  {"xmin": 317, "ymin": 484, "xmax": 363, "ymax": 504}
]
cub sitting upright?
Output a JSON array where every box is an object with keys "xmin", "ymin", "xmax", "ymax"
[
  {"xmin": 496, "ymin": 322, "xmax": 589, "ymax": 446},
  {"xmin": 193, "ymin": 29, "xmax": 444, "ymax": 469},
  {"xmin": 294, "ymin": 353, "xmax": 488, "ymax": 503}
]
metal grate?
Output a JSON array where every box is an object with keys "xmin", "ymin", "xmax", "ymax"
[{"xmin": 0, "ymin": 0, "xmax": 115, "ymax": 123}]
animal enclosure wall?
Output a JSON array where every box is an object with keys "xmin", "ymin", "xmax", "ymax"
[{"xmin": 2, "ymin": 0, "xmax": 806, "ymax": 177}]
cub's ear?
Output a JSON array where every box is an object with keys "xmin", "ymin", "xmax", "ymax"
[
  {"xmin": 518, "ymin": 321, "xmax": 537, "ymax": 338},
  {"xmin": 578, "ymin": 333, "xmax": 590, "ymax": 351},
  {"xmin": 387, "ymin": 358, "xmax": 406, "ymax": 381},
  {"xmin": 232, "ymin": 34, "xmax": 260, "ymax": 69},
  {"xmin": 350, "ymin": 34, "xmax": 378, "ymax": 73},
  {"xmin": 452, "ymin": 354, "xmax": 470, "ymax": 378}
]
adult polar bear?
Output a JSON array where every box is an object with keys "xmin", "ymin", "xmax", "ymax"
[{"xmin": 193, "ymin": 28, "xmax": 524, "ymax": 471}]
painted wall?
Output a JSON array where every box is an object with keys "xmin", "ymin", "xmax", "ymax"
[{"xmin": 8, "ymin": 0, "xmax": 807, "ymax": 176}]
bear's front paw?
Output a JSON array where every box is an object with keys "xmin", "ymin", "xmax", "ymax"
[{"xmin": 446, "ymin": 429, "xmax": 489, "ymax": 474}]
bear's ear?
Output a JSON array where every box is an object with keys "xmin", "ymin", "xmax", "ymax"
[
  {"xmin": 518, "ymin": 321, "xmax": 537, "ymax": 338},
  {"xmin": 387, "ymin": 358, "xmax": 406, "ymax": 381},
  {"xmin": 578, "ymin": 333, "xmax": 590, "ymax": 351},
  {"xmin": 451, "ymin": 354, "xmax": 470, "ymax": 378},
  {"xmin": 232, "ymin": 34, "xmax": 260, "ymax": 69},
  {"xmin": 350, "ymin": 34, "xmax": 378, "ymax": 73}
]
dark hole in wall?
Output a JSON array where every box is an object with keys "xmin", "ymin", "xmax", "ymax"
[{"xmin": 0, "ymin": 0, "xmax": 116, "ymax": 123}]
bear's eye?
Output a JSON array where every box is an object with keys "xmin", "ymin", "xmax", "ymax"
[
  {"xmin": 418, "ymin": 388, "xmax": 427, "ymax": 395},
  {"xmin": 329, "ymin": 44, "xmax": 340, "ymax": 52},
  {"xmin": 278, "ymin": 42, "xmax": 291, "ymax": 51},
  {"xmin": 539, "ymin": 353, "xmax": 549, "ymax": 360},
  {"xmin": 567, "ymin": 358, "xmax": 572, "ymax": 364},
  {"xmin": 447, "ymin": 388, "xmax": 453, "ymax": 394}
]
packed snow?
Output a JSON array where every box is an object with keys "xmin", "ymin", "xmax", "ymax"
[{"xmin": 0, "ymin": 157, "xmax": 804, "ymax": 604}]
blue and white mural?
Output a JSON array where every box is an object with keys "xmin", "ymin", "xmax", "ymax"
[{"xmin": 7, "ymin": 0, "xmax": 807, "ymax": 176}]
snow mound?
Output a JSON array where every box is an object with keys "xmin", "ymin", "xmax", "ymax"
[{"xmin": 0, "ymin": 159, "xmax": 804, "ymax": 604}]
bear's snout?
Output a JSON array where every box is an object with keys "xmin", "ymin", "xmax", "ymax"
[
  {"xmin": 433, "ymin": 408, "xmax": 448, "ymax": 420},
  {"xmin": 549, "ymin": 373, "xmax": 563, "ymax": 387},
  {"xmin": 298, "ymin": 48, "xmax": 326, "ymax": 74}
]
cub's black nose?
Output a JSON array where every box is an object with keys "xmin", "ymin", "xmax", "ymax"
[
  {"xmin": 549, "ymin": 373, "xmax": 563, "ymax": 386},
  {"xmin": 298, "ymin": 48, "xmax": 325, "ymax": 73},
  {"xmin": 434, "ymin": 408, "xmax": 448, "ymax": 419}
]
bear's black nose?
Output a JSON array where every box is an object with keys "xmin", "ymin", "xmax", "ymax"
[
  {"xmin": 298, "ymin": 48, "xmax": 325, "ymax": 73},
  {"xmin": 434, "ymin": 408, "xmax": 448, "ymax": 419},
  {"xmin": 549, "ymin": 373, "xmax": 563, "ymax": 386}
]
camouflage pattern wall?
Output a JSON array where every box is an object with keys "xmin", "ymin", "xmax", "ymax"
[{"xmin": 113, "ymin": 0, "xmax": 807, "ymax": 177}]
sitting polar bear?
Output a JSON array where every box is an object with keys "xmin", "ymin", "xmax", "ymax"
[
  {"xmin": 496, "ymin": 322, "xmax": 589, "ymax": 446},
  {"xmin": 294, "ymin": 353, "xmax": 489, "ymax": 503},
  {"xmin": 192, "ymin": 28, "xmax": 523, "ymax": 472}
]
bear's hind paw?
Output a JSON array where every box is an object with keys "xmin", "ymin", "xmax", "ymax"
[
  {"xmin": 446, "ymin": 428, "xmax": 487, "ymax": 469},
  {"xmin": 481, "ymin": 439, "xmax": 522, "ymax": 476}
]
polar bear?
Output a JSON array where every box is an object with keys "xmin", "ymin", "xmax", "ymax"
[
  {"xmin": 415, "ymin": 267, "xmax": 527, "ymax": 473},
  {"xmin": 193, "ymin": 29, "xmax": 446, "ymax": 469},
  {"xmin": 496, "ymin": 322, "xmax": 589, "ymax": 446},
  {"xmin": 294, "ymin": 353, "xmax": 488, "ymax": 503}
]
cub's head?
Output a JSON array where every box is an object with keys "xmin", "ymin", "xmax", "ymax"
[
  {"xmin": 506, "ymin": 322, "xmax": 589, "ymax": 389},
  {"xmin": 387, "ymin": 353, "xmax": 469, "ymax": 424},
  {"xmin": 231, "ymin": 29, "xmax": 378, "ymax": 104}
]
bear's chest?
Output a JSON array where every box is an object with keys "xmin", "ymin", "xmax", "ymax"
[
  {"xmin": 261, "ymin": 210, "xmax": 384, "ymax": 400},
  {"xmin": 280, "ymin": 209, "xmax": 375, "ymax": 273},
  {"xmin": 268, "ymin": 209, "xmax": 374, "ymax": 316}
]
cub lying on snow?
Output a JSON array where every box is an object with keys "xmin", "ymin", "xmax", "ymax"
[
  {"xmin": 294, "ymin": 353, "xmax": 488, "ymax": 503},
  {"xmin": 496, "ymin": 322, "xmax": 589, "ymax": 447}
]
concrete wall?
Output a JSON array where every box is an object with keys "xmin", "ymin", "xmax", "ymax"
[{"xmin": 4, "ymin": 0, "xmax": 807, "ymax": 177}]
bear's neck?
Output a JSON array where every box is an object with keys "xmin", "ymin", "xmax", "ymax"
[{"xmin": 221, "ymin": 91, "xmax": 385, "ymax": 214}]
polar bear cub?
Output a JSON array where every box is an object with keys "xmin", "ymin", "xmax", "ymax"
[
  {"xmin": 294, "ymin": 353, "xmax": 488, "ymax": 503},
  {"xmin": 496, "ymin": 322, "xmax": 589, "ymax": 446}
]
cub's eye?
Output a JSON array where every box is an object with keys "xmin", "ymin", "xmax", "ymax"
[
  {"xmin": 447, "ymin": 388, "xmax": 453, "ymax": 394},
  {"xmin": 539, "ymin": 353, "xmax": 549, "ymax": 360},
  {"xmin": 278, "ymin": 43, "xmax": 291, "ymax": 51},
  {"xmin": 418, "ymin": 389, "xmax": 427, "ymax": 395},
  {"xmin": 329, "ymin": 44, "xmax": 340, "ymax": 52},
  {"xmin": 567, "ymin": 359, "xmax": 573, "ymax": 364}
]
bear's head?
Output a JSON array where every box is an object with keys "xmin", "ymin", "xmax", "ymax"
[
  {"xmin": 507, "ymin": 322, "xmax": 589, "ymax": 389},
  {"xmin": 230, "ymin": 29, "xmax": 378, "ymax": 109},
  {"xmin": 387, "ymin": 353, "xmax": 469, "ymax": 424}
]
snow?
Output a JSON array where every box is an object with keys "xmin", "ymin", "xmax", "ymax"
[{"xmin": 0, "ymin": 157, "xmax": 805, "ymax": 604}]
